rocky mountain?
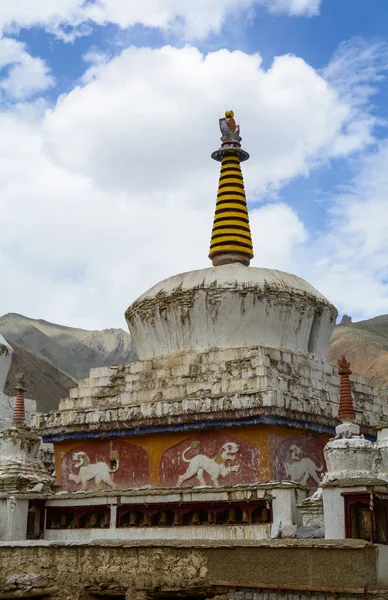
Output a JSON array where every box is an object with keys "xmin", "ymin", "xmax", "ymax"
[
  {"xmin": 0, "ymin": 313, "xmax": 137, "ymax": 380},
  {"xmin": 3, "ymin": 342, "xmax": 77, "ymax": 413},
  {"xmin": 328, "ymin": 314, "xmax": 388, "ymax": 389}
]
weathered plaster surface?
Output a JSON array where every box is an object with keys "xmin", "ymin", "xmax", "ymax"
[
  {"xmin": 271, "ymin": 487, "xmax": 306, "ymax": 533},
  {"xmin": 324, "ymin": 437, "xmax": 374, "ymax": 481},
  {"xmin": 322, "ymin": 487, "xmax": 347, "ymax": 540},
  {"xmin": 43, "ymin": 481, "xmax": 289, "ymax": 503},
  {"xmin": 44, "ymin": 524, "xmax": 272, "ymax": 543},
  {"xmin": 0, "ymin": 498, "xmax": 28, "ymax": 541},
  {"xmin": 37, "ymin": 346, "xmax": 388, "ymax": 438},
  {"xmin": 271, "ymin": 434, "xmax": 325, "ymax": 491},
  {"xmin": 60, "ymin": 439, "xmax": 149, "ymax": 490},
  {"xmin": 298, "ymin": 490, "xmax": 324, "ymax": 528},
  {"xmin": 125, "ymin": 265, "xmax": 337, "ymax": 361},
  {"xmin": 374, "ymin": 428, "xmax": 388, "ymax": 481},
  {"xmin": 0, "ymin": 425, "xmax": 52, "ymax": 493},
  {"xmin": 160, "ymin": 432, "xmax": 261, "ymax": 488}
]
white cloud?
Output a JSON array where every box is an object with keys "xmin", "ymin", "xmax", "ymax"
[
  {"xmin": 0, "ymin": 0, "xmax": 323, "ymax": 42},
  {"xmin": 306, "ymin": 143, "xmax": 388, "ymax": 319},
  {"xmin": 323, "ymin": 38, "xmax": 388, "ymax": 157},
  {"xmin": 0, "ymin": 37, "xmax": 54, "ymax": 100},
  {"xmin": 266, "ymin": 0, "xmax": 321, "ymax": 17},
  {"xmin": 42, "ymin": 46, "xmax": 367, "ymax": 200},
  {"xmin": 0, "ymin": 39, "xmax": 385, "ymax": 329},
  {"xmin": 251, "ymin": 203, "xmax": 307, "ymax": 271}
]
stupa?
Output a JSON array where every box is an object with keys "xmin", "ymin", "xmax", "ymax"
[
  {"xmin": 1, "ymin": 112, "xmax": 388, "ymax": 600},
  {"xmin": 38, "ymin": 112, "xmax": 386, "ymax": 506}
]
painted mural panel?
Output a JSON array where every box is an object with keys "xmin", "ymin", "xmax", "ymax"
[
  {"xmin": 160, "ymin": 432, "xmax": 261, "ymax": 488},
  {"xmin": 271, "ymin": 434, "xmax": 326, "ymax": 490},
  {"xmin": 60, "ymin": 440, "xmax": 149, "ymax": 491}
]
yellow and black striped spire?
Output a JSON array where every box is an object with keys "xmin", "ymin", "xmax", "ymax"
[{"xmin": 209, "ymin": 110, "xmax": 253, "ymax": 267}]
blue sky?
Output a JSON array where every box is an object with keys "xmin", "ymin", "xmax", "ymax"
[
  {"xmin": 14, "ymin": 1, "xmax": 388, "ymax": 94},
  {"xmin": 0, "ymin": 0, "xmax": 388, "ymax": 328}
]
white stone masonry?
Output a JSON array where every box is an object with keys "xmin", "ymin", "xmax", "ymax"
[{"xmin": 37, "ymin": 345, "xmax": 388, "ymax": 436}]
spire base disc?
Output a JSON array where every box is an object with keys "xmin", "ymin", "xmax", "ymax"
[
  {"xmin": 211, "ymin": 252, "xmax": 251, "ymax": 267},
  {"xmin": 211, "ymin": 147, "xmax": 250, "ymax": 162}
]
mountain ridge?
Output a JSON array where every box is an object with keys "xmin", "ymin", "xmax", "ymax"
[
  {"xmin": 327, "ymin": 314, "xmax": 388, "ymax": 389},
  {"xmin": 3, "ymin": 342, "xmax": 77, "ymax": 413},
  {"xmin": 0, "ymin": 313, "xmax": 137, "ymax": 381},
  {"xmin": 1, "ymin": 312, "xmax": 387, "ymax": 415}
]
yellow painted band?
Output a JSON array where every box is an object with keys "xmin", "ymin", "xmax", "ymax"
[
  {"xmin": 221, "ymin": 164, "xmax": 241, "ymax": 170},
  {"xmin": 210, "ymin": 244, "xmax": 253, "ymax": 255},
  {"xmin": 220, "ymin": 170, "xmax": 242, "ymax": 177},
  {"xmin": 210, "ymin": 235, "xmax": 253, "ymax": 247},
  {"xmin": 213, "ymin": 212, "xmax": 249, "ymax": 221},
  {"xmin": 213, "ymin": 219, "xmax": 251, "ymax": 228},
  {"xmin": 216, "ymin": 192, "xmax": 247, "ymax": 200},
  {"xmin": 218, "ymin": 178, "xmax": 244, "ymax": 186},
  {"xmin": 212, "ymin": 228, "xmax": 252, "ymax": 238},
  {"xmin": 215, "ymin": 204, "xmax": 249, "ymax": 213},
  {"xmin": 221, "ymin": 160, "xmax": 240, "ymax": 167},
  {"xmin": 219, "ymin": 170, "xmax": 243, "ymax": 176},
  {"xmin": 217, "ymin": 186, "xmax": 245, "ymax": 193},
  {"xmin": 217, "ymin": 195, "xmax": 245, "ymax": 202}
]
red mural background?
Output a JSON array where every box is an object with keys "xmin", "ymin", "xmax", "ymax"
[
  {"xmin": 160, "ymin": 431, "xmax": 261, "ymax": 487},
  {"xmin": 60, "ymin": 440, "xmax": 149, "ymax": 491},
  {"xmin": 271, "ymin": 434, "xmax": 326, "ymax": 490}
]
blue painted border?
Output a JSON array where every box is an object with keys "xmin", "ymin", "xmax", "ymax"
[{"xmin": 41, "ymin": 413, "xmax": 359, "ymax": 443}]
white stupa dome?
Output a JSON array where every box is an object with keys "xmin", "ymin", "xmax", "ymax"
[{"xmin": 126, "ymin": 263, "xmax": 337, "ymax": 360}]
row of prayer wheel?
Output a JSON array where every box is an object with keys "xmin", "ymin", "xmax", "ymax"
[
  {"xmin": 121, "ymin": 505, "xmax": 270, "ymax": 527},
  {"xmin": 50, "ymin": 511, "xmax": 110, "ymax": 529}
]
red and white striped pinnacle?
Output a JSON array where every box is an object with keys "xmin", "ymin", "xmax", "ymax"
[
  {"xmin": 13, "ymin": 387, "xmax": 25, "ymax": 423},
  {"xmin": 337, "ymin": 355, "xmax": 355, "ymax": 423}
]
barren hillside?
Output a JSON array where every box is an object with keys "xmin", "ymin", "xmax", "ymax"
[
  {"xmin": 0, "ymin": 313, "xmax": 137, "ymax": 380},
  {"xmin": 328, "ymin": 315, "xmax": 388, "ymax": 389},
  {"xmin": 4, "ymin": 342, "xmax": 77, "ymax": 412}
]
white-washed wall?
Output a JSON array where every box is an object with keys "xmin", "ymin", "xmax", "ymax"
[{"xmin": 37, "ymin": 346, "xmax": 388, "ymax": 434}]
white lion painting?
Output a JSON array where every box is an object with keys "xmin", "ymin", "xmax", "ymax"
[
  {"xmin": 284, "ymin": 444, "xmax": 323, "ymax": 486},
  {"xmin": 68, "ymin": 451, "xmax": 119, "ymax": 491},
  {"xmin": 177, "ymin": 441, "xmax": 240, "ymax": 487}
]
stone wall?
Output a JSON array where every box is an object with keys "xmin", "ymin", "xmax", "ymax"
[
  {"xmin": 0, "ymin": 540, "xmax": 383, "ymax": 599},
  {"xmin": 37, "ymin": 346, "xmax": 388, "ymax": 439},
  {"xmin": 225, "ymin": 589, "xmax": 388, "ymax": 600}
]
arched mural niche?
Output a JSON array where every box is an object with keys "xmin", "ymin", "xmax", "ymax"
[
  {"xmin": 271, "ymin": 434, "xmax": 327, "ymax": 491},
  {"xmin": 61, "ymin": 440, "xmax": 149, "ymax": 491},
  {"xmin": 160, "ymin": 431, "xmax": 261, "ymax": 488}
]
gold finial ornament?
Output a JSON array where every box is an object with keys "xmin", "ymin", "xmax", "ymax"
[{"xmin": 209, "ymin": 111, "xmax": 254, "ymax": 267}]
